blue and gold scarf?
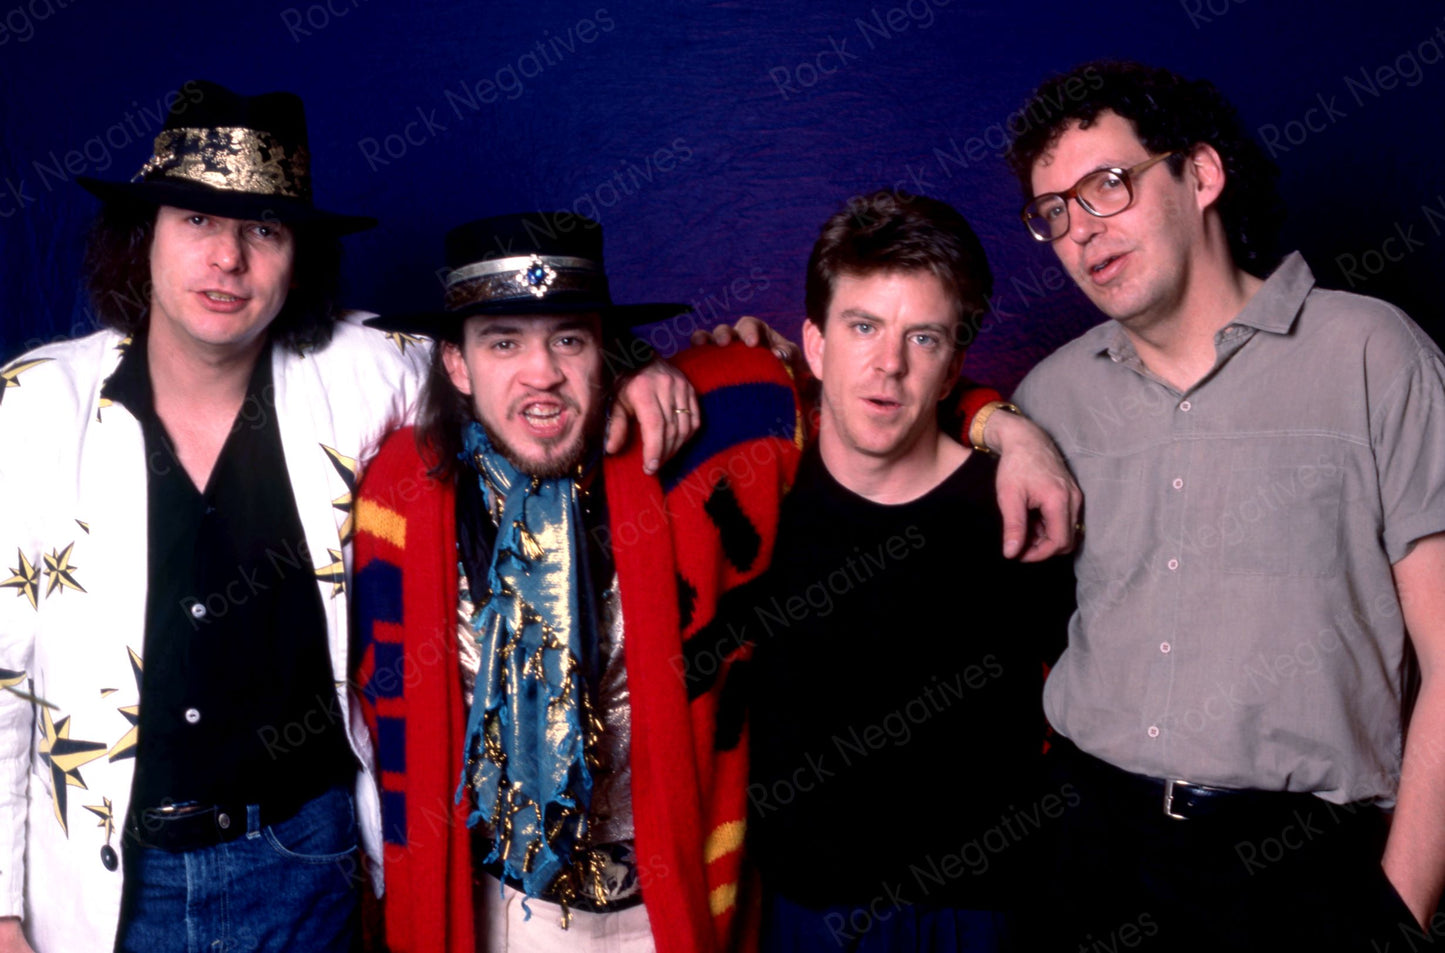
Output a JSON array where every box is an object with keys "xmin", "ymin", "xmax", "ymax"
[{"xmin": 458, "ymin": 420, "xmax": 596, "ymax": 898}]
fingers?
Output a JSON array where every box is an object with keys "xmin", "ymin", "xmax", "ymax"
[
  {"xmin": 765, "ymin": 327, "xmax": 801, "ymax": 368},
  {"xmin": 733, "ymin": 315, "xmax": 764, "ymax": 347},
  {"xmin": 690, "ymin": 324, "xmax": 737, "ymax": 347},
  {"xmin": 1017, "ymin": 478, "xmax": 1084, "ymax": 563},
  {"xmin": 604, "ymin": 400, "xmax": 628, "ymax": 455},
  {"xmin": 652, "ymin": 365, "xmax": 695, "ymax": 465},
  {"xmin": 674, "ymin": 380, "xmax": 701, "ymax": 453},
  {"xmin": 691, "ymin": 318, "xmax": 800, "ymax": 371},
  {"xmin": 1019, "ymin": 488, "xmax": 1072, "ymax": 563},
  {"xmin": 999, "ymin": 483, "xmax": 1028, "ymax": 560},
  {"xmin": 684, "ymin": 381, "xmax": 701, "ymax": 445},
  {"xmin": 617, "ymin": 361, "xmax": 703, "ymax": 473},
  {"xmin": 634, "ymin": 391, "xmax": 668, "ymax": 475}
]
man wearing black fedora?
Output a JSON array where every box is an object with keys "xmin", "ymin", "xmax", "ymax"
[
  {"xmin": 0, "ymin": 84, "xmax": 694, "ymax": 953},
  {"xmin": 350, "ymin": 212, "xmax": 807, "ymax": 952}
]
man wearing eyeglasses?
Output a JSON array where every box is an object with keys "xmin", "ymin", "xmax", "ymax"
[{"xmin": 1005, "ymin": 60, "xmax": 1445, "ymax": 950}]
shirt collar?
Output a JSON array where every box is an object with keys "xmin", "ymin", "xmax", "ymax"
[
  {"xmin": 1092, "ymin": 251, "xmax": 1315, "ymax": 363},
  {"xmin": 100, "ymin": 331, "xmax": 277, "ymax": 422},
  {"xmin": 1229, "ymin": 251, "xmax": 1314, "ymax": 335},
  {"xmin": 99, "ymin": 332, "xmax": 152, "ymax": 418}
]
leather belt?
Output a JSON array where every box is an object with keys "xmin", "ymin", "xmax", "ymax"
[
  {"xmin": 125, "ymin": 796, "xmax": 306, "ymax": 852},
  {"xmin": 1058, "ymin": 739, "xmax": 1334, "ymax": 822}
]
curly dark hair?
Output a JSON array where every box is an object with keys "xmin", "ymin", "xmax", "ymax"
[
  {"xmin": 82, "ymin": 199, "xmax": 344, "ymax": 352},
  {"xmin": 1004, "ymin": 60, "xmax": 1285, "ymax": 276},
  {"xmin": 804, "ymin": 189, "xmax": 994, "ymax": 347}
]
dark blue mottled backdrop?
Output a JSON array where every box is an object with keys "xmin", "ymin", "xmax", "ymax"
[{"xmin": 2, "ymin": 0, "xmax": 1441, "ymax": 393}]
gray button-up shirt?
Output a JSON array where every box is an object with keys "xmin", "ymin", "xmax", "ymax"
[{"xmin": 1014, "ymin": 253, "xmax": 1445, "ymax": 803}]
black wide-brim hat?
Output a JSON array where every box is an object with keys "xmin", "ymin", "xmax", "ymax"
[
  {"xmin": 365, "ymin": 212, "xmax": 691, "ymax": 336},
  {"xmin": 77, "ymin": 79, "xmax": 375, "ymax": 234}
]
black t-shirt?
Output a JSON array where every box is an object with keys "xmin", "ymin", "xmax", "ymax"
[
  {"xmin": 737, "ymin": 445, "xmax": 1073, "ymax": 909},
  {"xmin": 104, "ymin": 336, "xmax": 353, "ymax": 818}
]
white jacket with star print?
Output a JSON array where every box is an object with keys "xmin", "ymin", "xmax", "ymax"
[{"xmin": 0, "ymin": 316, "xmax": 426, "ymax": 951}]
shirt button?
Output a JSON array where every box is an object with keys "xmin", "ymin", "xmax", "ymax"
[
  {"xmin": 184, "ymin": 707, "xmax": 201, "ymax": 724},
  {"xmin": 189, "ymin": 603, "xmax": 207, "ymax": 620},
  {"xmin": 1179, "ymin": 400, "xmax": 1193, "ymax": 412},
  {"xmin": 217, "ymin": 812, "xmax": 231, "ymax": 830},
  {"xmin": 1160, "ymin": 642, "xmax": 1172, "ymax": 654},
  {"xmin": 1147, "ymin": 725, "xmax": 1161, "ymax": 739},
  {"xmin": 1167, "ymin": 558, "xmax": 1179, "ymax": 571},
  {"xmin": 1172, "ymin": 477, "xmax": 1184, "ymax": 490}
]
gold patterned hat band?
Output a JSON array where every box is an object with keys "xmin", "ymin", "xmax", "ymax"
[
  {"xmin": 361, "ymin": 212, "xmax": 691, "ymax": 336},
  {"xmin": 131, "ymin": 126, "xmax": 311, "ymax": 199},
  {"xmin": 443, "ymin": 254, "xmax": 609, "ymax": 311},
  {"xmin": 76, "ymin": 81, "xmax": 375, "ymax": 233}
]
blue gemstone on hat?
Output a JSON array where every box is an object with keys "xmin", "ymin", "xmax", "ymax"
[{"xmin": 525, "ymin": 264, "xmax": 547, "ymax": 286}]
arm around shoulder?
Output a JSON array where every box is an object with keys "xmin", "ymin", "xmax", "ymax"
[{"xmin": 979, "ymin": 400, "xmax": 1082, "ymax": 563}]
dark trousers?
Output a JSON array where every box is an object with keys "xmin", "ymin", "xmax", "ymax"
[
  {"xmin": 758, "ymin": 888, "xmax": 1018, "ymax": 953},
  {"xmin": 1043, "ymin": 740, "xmax": 1419, "ymax": 953}
]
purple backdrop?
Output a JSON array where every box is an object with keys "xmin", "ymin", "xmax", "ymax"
[{"xmin": 2, "ymin": 0, "xmax": 1441, "ymax": 394}]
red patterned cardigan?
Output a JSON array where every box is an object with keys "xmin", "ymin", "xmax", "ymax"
[{"xmin": 352, "ymin": 343, "xmax": 807, "ymax": 953}]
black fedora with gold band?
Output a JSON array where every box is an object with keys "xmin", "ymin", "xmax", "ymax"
[
  {"xmin": 365, "ymin": 212, "xmax": 692, "ymax": 338},
  {"xmin": 77, "ymin": 79, "xmax": 375, "ymax": 234}
]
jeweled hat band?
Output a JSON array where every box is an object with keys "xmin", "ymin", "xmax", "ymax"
[
  {"xmin": 131, "ymin": 126, "xmax": 311, "ymax": 199},
  {"xmin": 443, "ymin": 254, "xmax": 608, "ymax": 311}
]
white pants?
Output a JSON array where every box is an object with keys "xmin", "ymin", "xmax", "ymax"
[{"xmin": 476, "ymin": 875, "xmax": 655, "ymax": 953}]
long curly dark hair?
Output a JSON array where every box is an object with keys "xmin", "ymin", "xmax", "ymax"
[
  {"xmin": 82, "ymin": 199, "xmax": 344, "ymax": 352},
  {"xmin": 1005, "ymin": 60, "xmax": 1285, "ymax": 276}
]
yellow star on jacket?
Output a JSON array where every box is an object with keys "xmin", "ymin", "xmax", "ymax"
[
  {"xmin": 0, "ymin": 672, "xmax": 55, "ymax": 709},
  {"xmin": 38, "ymin": 706, "xmax": 107, "ymax": 834},
  {"xmin": 43, "ymin": 542, "xmax": 86, "ymax": 598},
  {"xmin": 95, "ymin": 339, "xmax": 129, "ymax": 421},
  {"xmin": 2, "ymin": 548, "xmax": 40, "ymax": 610},
  {"xmin": 0, "ymin": 668, "xmax": 27, "ymax": 706},
  {"xmin": 1, "ymin": 357, "xmax": 53, "ymax": 393},
  {"xmin": 384, "ymin": 331, "xmax": 425, "ymax": 355},
  {"xmin": 83, "ymin": 797, "xmax": 115, "ymax": 843},
  {"xmin": 316, "ymin": 548, "xmax": 345, "ymax": 597},
  {"xmin": 106, "ymin": 647, "xmax": 143, "ymax": 762},
  {"xmin": 321, "ymin": 445, "xmax": 359, "ymax": 543}
]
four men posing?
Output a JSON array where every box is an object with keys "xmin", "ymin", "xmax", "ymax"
[{"xmin": 2, "ymin": 54, "xmax": 1442, "ymax": 953}]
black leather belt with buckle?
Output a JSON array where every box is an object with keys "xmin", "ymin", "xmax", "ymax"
[
  {"xmin": 1061, "ymin": 739, "xmax": 1331, "ymax": 822},
  {"xmin": 1150, "ymin": 776, "xmax": 1326, "ymax": 821},
  {"xmin": 126, "ymin": 798, "xmax": 302, "ymax": 852}
]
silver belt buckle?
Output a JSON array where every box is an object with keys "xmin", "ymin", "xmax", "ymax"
[{"xmin": 1163, "ymin": 779, "xmax": 1189, "ymax": 820}]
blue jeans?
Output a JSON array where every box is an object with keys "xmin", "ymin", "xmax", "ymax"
[{"xmin": 116, "ymin": 785, "xmax": 360, "ymax": 953}]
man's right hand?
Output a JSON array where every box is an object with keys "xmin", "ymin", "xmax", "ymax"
[
  {"xmin": 0, "ymin": 917, "xmax": 34, "ymax": 953},
  {"xmin": 984, "ymin": 408, "xmax": 1082, "ymax": 562},
  {"xmin": 689, "ymin": 316, "xmax": 805, "ymax": 378}
]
